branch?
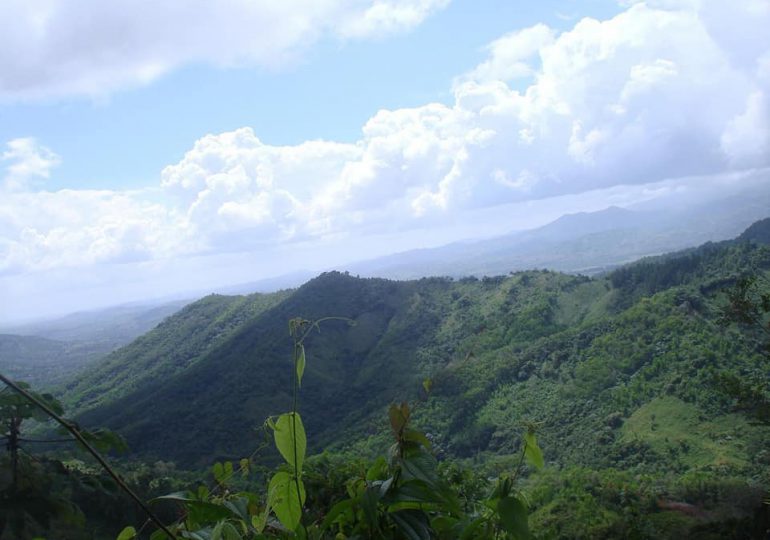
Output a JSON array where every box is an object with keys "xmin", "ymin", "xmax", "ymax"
[{"xmin": 0, "ymin": 373, "xmax": 177, "ymax": 539}]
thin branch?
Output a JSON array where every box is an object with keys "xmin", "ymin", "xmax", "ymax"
[
  {"xmin": 19, "ymin": 437, "xmax": 74, "ymax": 443},
  {"xmin": 0, "ymin": 373, "xmax": 177, "ymax": 539}
]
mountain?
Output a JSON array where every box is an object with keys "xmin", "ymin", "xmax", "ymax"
[
  {"xmin": 341, "ymin": 191, "xmax": 770, "ymax": 279},
  {"xmin": 62, "ymin": 290, "xmax": 292, "ymax": 416},
  {"xmin": 0, "ymin": 299, "xmax": 191, "ymax": 389},
  {"xmin": 60, "ymin": 221, "xmax": 770, "ymax": 477},
  {"xmin": 3, "ymin": 299, "xmax": 190, "ymax": 348}
]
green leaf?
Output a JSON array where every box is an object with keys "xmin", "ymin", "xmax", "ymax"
[
  {"xmin": 403, "ymin": 428, "xmax": 431, "ymax": 450},
  {"xmin": 117, "ymin": 526, "xmax": 137, "ymax": 540},
  {"xmin": 212, "ymin": 520, "xmax": 225, "ymax": 540},
  {"xmin": 389, "ymin": 509, "xmax": 432, "ymax": 540},
  {"xmin": 274, "ymin": 412, "xmax": 306, "ymax": 472},
  {"xmin": 296, "ymin": 344, "xmax": 306, "ymax": 387},
  {"xmin": 366, "ymin": 456, "xmax": 388, "ymax": 481},
  {"xmin": 268, "ymin": 471, "xmax": 306, "ymax": 531},
  {"xmin": 321, "ymin": 499, "xmax": 355, "ymax": 530},
  {"xmin": 422, "ymin": 378, "xmax": 433, "ymax": 394},
  {"xmin": 150, "ymin": 529, "xmax": 173, "ymax": 540},
  {"xmin": 251, "ymin": 511, "xmax": 267, "ymax": 534},
  {"xmin": 361, "ymin": 485, "xmax": 383, "ymax": 531},
  {"xmin": 239, "ymin": 457, "xmax": 250, "ymax": 477},
  {"xmin": 497, "ymin": 496, "xmax": 530, "ymax": 540},
  {"xmin": 212, "ymin": 521, "xmax": 241, "ymax": 540},
  {"xmin": 151, "ymin": 493, "xmax": 235, "ymax": 524},
  {"xmin": 213, "ymin": 462, "xmax": 224, "ymax": 483},
  {"xmin": 524, "ymin": 431, "xmax": 544, "ymax": 470},
  {"xmin": 222, "ymin": 497, "xmax": 250, "ymax": 522}
]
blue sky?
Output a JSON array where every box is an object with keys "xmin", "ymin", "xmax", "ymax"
[
  {"xmin": 1, "ymin": 0, "xmax": 769, "ymax": 322},
  {"xmin": 0, "ymin": 0, "xmax": 621, "ymax": 190}
]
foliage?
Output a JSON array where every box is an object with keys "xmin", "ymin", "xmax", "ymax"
[{"xmin": 115, "ymin": 319, "xmax": 544, "ymax": 539}]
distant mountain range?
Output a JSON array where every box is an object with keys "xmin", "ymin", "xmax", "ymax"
[
  {"xmin": 0, "ymin": 299, "xmax": 190, "ymax": 388},
  {"xmin": 340, "ymin": 189, "xmax": 770, "ymax": 279}
]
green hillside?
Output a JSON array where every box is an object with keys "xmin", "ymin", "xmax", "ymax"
[
  {"xmin": 64, "ymin": 225, "xmax": 770, "ymax": 477},
  {"xmin": 62, "ymin": 290, "xmax": 291, "ymax": 414},
  {"xmin": 5, "ymin": 220, "xmax": 770, "ymax": 539}
]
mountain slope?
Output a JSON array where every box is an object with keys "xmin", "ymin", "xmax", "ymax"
[
  {"xmin": 62, "ymin": 290, "xmax": 291, "ymax": 414},
  {"xmin": 62, "ymin": 222, "xmax": 770, "ymax": 475}
]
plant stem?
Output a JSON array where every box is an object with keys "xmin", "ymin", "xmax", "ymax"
[{"xmin": 291, "ymin": 334, "xmax": 306, "ymax": 535}]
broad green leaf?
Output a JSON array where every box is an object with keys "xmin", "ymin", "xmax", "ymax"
[
  {"xmin": 366, "ymin": 456, "xmax": 388, "ymax": 481},
  {"xmin": 403, "ymin": 428, "xmax": 431, "ymax": 450},
  {"xmin": 117, "ymin": 526, "xmax": 137, "ymax": 540},
  {"xmin": 296, "ymin": 344, "xmax": 306, "ymax": 387},
  {"xmin": 422, "ymin": 378, "xmax": 433, "ymax": 394},
  {"xmin": 497, "ymin": 496, "xmax": 530, "ymax": 540},
  {"xmin": 239, "ymin": 457, "xmax": 250, "ymax": 477},
  {"xmin": 361, "ymin": 485, "xmax": 382, "ymax": 530},
  {"xmin": 524, "ymin": 431, "xmax": 544, "ymax": 470},
  {"xmin": 389, "ymin": 509, "xmax": 432, "ymax": 540},
  {"xmin": 268, "ymin": 471, "xmax": 306, "ymax": 531},
  {"xmin": 274, "ymin": 412, "xmax": 306, "ymax": 472}
]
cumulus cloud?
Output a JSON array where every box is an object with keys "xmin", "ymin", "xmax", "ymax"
[
  {"xmin": 1, "ymin": 138, "xmax": 61, "ymax": 190},
  {"xmin": 0, "ymin": 0, "xmax": 448, "ymax": 100},
  {"xmin": 1, "ymin": 0, "xmax": 769, "ymax": 278},
  {"xmin": 462, "ymin": 24, "xmax": 555, "ymax": 83}
]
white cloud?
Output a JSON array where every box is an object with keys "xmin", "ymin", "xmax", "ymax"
[
  {"xmin": 0, "ymin": 0, "xmax": 448, "ymax": 101},
  {"xmin": 462, "ymin": 24, "xmax": 555, "ymax": 83},
  {"xmin": 1, "ymin": 138, "xmax": 61, "ymax": 190},
  {"xmin": 1, "ymin": 0, "xmax": 769, "ymax": 282}
]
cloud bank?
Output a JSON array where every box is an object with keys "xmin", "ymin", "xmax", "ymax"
[
  {"xmin": 0, "ymin": 0, "xmax": 449, "ymax": 100},
  {"xmin": 2, "ymin": 0, "xmax": 769, "ymax": 280}
]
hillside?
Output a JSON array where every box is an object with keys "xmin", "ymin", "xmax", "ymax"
[
  {"xmin": 63, "ymin": 222, "xmax": 770, "ymax": 478},
  {"xmin": 62, "ymin": 290, "xmax": 292, "ymax": 414}
]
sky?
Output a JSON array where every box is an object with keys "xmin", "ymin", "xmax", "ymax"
[{"xmin": 1, "ymin": 0, "xmax": 769, "ymax": 323}]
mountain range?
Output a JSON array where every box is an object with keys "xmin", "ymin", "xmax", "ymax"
[{"xmin": 51, "ymin": 219, "xmax": 770, "ymax": 480}]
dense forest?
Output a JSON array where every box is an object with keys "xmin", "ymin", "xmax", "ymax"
[{"xmin": 2, "ymin": 219, "xmax": 770, "ymax": 539}]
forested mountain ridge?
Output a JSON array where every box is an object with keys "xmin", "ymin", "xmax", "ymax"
[
  {"xmin": 61, "ymin": 220, "xmax": 770, "ymax": 479},
  {"xmin": 62, "ymin": 290, "xmax": 291, "ymax": 414}
]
